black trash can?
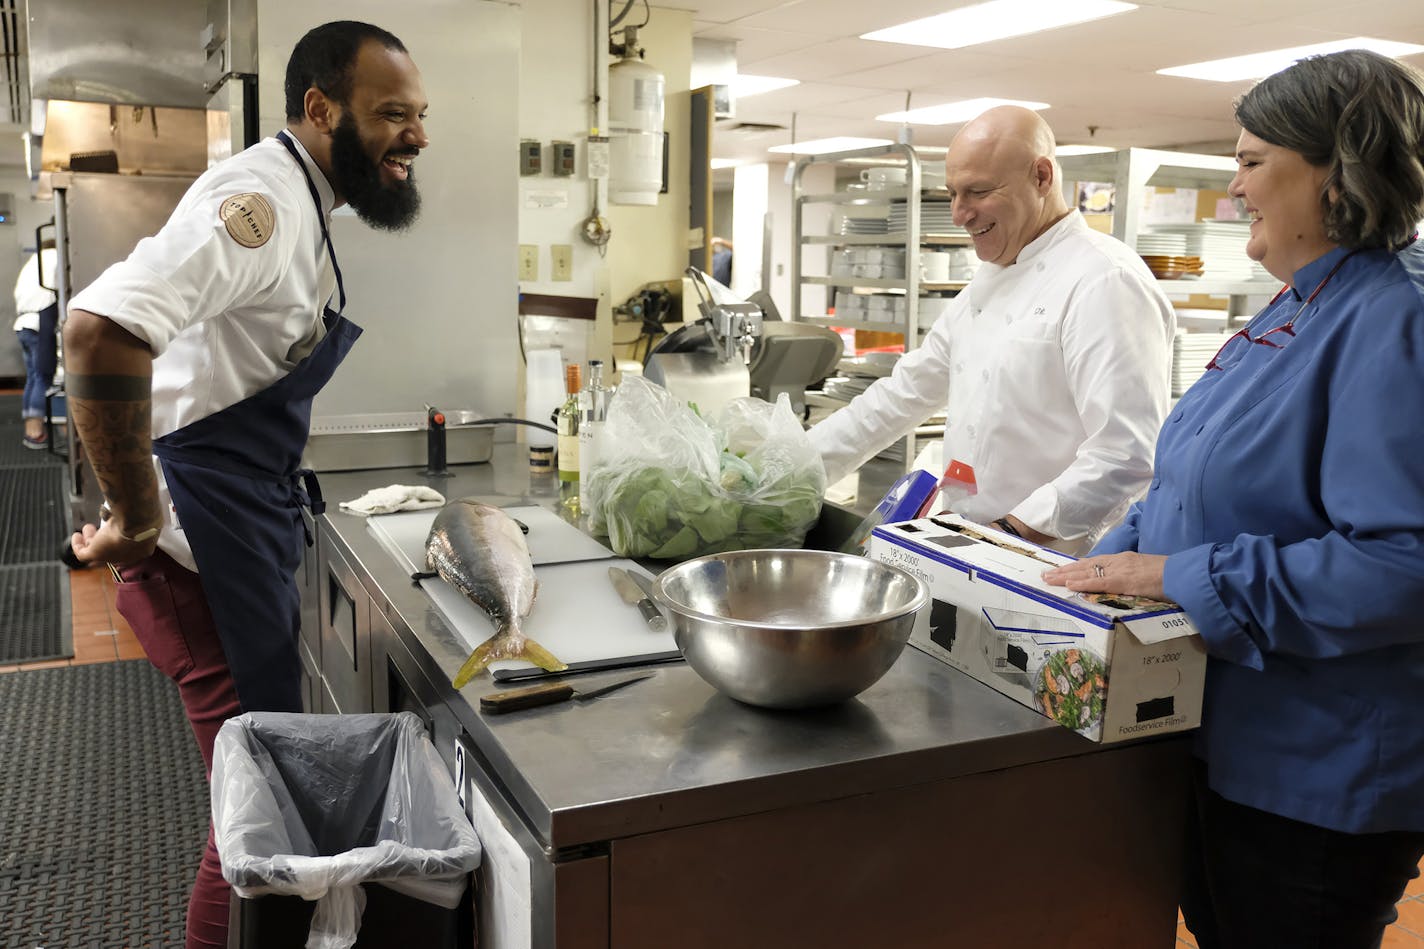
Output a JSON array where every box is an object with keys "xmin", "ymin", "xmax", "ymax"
[{"xmin": 212, "ymin": 712, "xmax": 482, "ymax": 949}]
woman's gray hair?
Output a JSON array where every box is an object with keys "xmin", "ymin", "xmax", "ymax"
[{"xmin": 1234, "ymin": 49, "xmax": 1424, "ymax": 251}]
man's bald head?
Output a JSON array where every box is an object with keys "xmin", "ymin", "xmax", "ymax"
[
  {"xmin": 946, "ymin": 106, "xmax": 1071, "ymax": 266},
  {"xmin": 953, "ymin": 106, "xmax": 1057, "ymax": 167}
]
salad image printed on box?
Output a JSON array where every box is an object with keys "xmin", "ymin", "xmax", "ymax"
[{"xmin": 1033, "ymin": 647, "xmax": 1107, "ymax": 735}]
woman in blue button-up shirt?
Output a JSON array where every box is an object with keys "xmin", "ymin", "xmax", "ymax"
[{"xmin": 1045, "ymin": 50, "xmax": 1424, "ymax": 949}]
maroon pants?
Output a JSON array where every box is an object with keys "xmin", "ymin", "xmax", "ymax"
[{"xmin": 115, "ymin": 549, "xmax": 243, "ymax": 949}]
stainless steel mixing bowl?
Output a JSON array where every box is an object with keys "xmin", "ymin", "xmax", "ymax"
[{"xmin": 654, "ymin": 549, "xmax": 929, "ymax": 709}]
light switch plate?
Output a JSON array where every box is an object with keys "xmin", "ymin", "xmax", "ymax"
[
  {"xmin": 550, "ymin": 244, "xmax": 572, "ymax": 281},
  {"xmin": 518, "ymin": 244, "xmax": 538, "ymax": 281}
]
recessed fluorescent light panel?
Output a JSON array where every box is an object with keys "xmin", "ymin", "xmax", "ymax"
[
  {"xmin": 730, "ymin": 75, "xmax": 800, "ymax": 98},
  {"xmin": 768, "ymin": 137, "xmax": 896, "ymax": 155},
  {"xmin": 1056, "ymin": 144, "xmax": 1115, "ymax": 155},
  {"xmin": 878, "ymin": 97, "xmax": 1049, "ymax": 126},
  {"xmin": 1159, "ymin": 38, "xmax": 1424, "ymax": 82},
  {"xmin": 862, "ymin": 0, "xmax": 1137, "ymax": 51}
]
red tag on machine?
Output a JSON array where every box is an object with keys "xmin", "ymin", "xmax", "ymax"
[{"xmin": 914, "ymin": 459, "xmax": 977, "ymax": 518}]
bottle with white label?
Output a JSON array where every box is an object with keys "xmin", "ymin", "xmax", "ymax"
[
  {"xmin": 557, "ymin": 362, "xmax": 582, "ymax": 511},
  {"xmin": 578, "ymin": 360, "xmax": 611, "ymax": 499}
]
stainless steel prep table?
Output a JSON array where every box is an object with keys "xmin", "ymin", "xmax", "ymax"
[{"xmin": 308, "ymin": 447, "xmax": 1190, "ymax": 949}]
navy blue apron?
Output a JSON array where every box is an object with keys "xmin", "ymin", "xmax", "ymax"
[{"xmin": 152, "ymin": 131, "xmax": 362, "ymax": 711}]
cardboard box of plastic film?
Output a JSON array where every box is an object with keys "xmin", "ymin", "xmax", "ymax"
[{"xmin": 868, "ymin": 514, "xmax": 1206, "ymax": 743}]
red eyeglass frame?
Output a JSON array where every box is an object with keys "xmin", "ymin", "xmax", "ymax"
[{"xmin": 1205, "ymin": 249, "xmax": 1360, "ymax": 372}]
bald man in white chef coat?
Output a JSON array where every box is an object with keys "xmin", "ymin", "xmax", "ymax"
[{"xmin": 810, "ymin": 106, "xmax": 1174, "ymax": 554}]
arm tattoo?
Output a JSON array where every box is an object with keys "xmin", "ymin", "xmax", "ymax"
[
  {"xmin": 68, "ymin": 373, "xmax": 161, "ymax": 528},
  {"xmin": 66, "ymin": 373, "xmax": 153, "ymax": 401}
]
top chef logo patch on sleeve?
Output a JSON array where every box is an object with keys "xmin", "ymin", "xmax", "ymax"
[{"xmin": 219, "ymin": 193, "xmax": 275, "ymax": 248}]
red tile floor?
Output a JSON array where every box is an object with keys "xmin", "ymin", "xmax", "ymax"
[{"xmin": 3, "ymin": 566, "xmax": 1422, "ymax": 946}]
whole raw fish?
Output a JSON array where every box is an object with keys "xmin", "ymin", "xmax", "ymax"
[{"xmin": 424, "ymin": 499, "xmax": 567, "ymax": 687}]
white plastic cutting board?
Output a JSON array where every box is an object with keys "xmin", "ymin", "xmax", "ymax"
[
  {"xmin": 419, "ymin": 558, "xmax": 680, "ymax": 681},
  {"xmin": 366, "ymin": 505, "xmax": 616, "ymax": 573},
  {"xmin": 365, "ymin": 505, "xmax": 680, "ymax": 680}
]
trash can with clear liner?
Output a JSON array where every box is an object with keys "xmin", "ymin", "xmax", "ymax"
[{"xmin": 211, "ymin": 711, "xmax": 482, "ymax": 949}]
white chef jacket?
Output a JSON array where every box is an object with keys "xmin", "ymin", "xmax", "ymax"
[
  {"xmin": 12, "ymin": 248, "xmax": 57, "ymax": 333},
  {"xmin": 811, "ymin": 212, "xmax": 1173, "ymax": 553},
  {"xmin": 69, "ymin": 134, "xmax": 339, "ymax": 570}
]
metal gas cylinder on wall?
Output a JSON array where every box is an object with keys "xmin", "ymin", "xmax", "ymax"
[{"xmin": 607, "ymin": 52, "xmax": 665, "ymax": 206}]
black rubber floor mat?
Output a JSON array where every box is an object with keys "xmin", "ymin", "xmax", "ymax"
[
  {"xmin": 0, "ymin": 466, "xmax": 68, "ymax": 565},
  {"xmin": 0, "ymin": 433, "xmax": 66, "ymax": 467},
  {"xmin": 0, "ymin": 419, "xmax": 67, "ymax": 468},
  {"xmin": 0, "ymin": 660, "xmax": 208, "ymax": 948},
  {"xmin": 0, "ymin": 563, "xmax": 71, "ymax": 663}
]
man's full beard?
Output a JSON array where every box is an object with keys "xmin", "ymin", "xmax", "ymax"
[{"xmin": 329, "ymin": 112, "xmax": 421, "ymax": 231}]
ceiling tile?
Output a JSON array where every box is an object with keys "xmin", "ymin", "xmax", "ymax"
[
  {"xmin": 742, "ymin": 37, "xmax": 934, "ymax": 80},
  {"xmin": 683, "ymin": 0, "xmax": 807, "ymax": 25},
  {"xmin": 733, "ymin": 0, "xmax": 975, "ymax": 36},
  {"xmin": 685, "ymin": 0, "xmax": 1424, "ymax": 164},
  {"xmin": 692, "ymin": 24, "xmax": 832, "ymax": 62}
]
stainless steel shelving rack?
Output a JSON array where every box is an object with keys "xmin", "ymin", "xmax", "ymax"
[
  {"xmin": 790, "ymin": 144, "xmax": 969, "ymax": 470},
  {"xmin": 1058, "ymin": 147, "xmax": 1282, "ymax": 324}
]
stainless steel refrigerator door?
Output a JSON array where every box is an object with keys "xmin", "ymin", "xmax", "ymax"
[
  {"xmin": 53, "ymin": 172, "xmax": 197, "ymax": 528},
  {"xmin": 57, "ymin": 173, "xmax": 198, "ymax": 298}
]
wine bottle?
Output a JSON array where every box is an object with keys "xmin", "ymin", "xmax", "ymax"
[
  {"xmin": 578, "ymin": 359, "xmax": 610, "ymax": 490},
  {"xmin": 557, "ymin": 362, "xmax": 582, "ymax": 510}
]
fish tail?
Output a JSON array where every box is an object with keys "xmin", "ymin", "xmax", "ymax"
[
  {"xmin": 451, "ymin": 623, "xmax": 568, "ymax": 688},
  {"xmin": 452, "ymin": 637, "xmax": 500, "ymax": 689},
  {"xmin": 519, "ymin": 635, "xmax": 569, "ymax": 673}
]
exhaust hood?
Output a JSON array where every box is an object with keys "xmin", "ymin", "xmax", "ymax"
[
  {"xmin": 25, "ymin": 0, "xmax": 212, "ymax": 109},
  {"xmin": 24, "ymin": 0, "xmax": 256, "ymax": 183}
]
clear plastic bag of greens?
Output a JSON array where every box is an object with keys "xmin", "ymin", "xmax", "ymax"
[{"xmin": 583, "ymin": 375, "xmax": 825, "ymax": 560}]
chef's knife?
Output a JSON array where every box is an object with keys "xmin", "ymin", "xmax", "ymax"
[
  {"xmin": 624, "ymin": 570, "xmax": 666, "ymax": 617},
  {"xmin": 608, "ymin": 566, "xmax": 667, "ymax": 631},
  {"xmin": 479, "ymin": 673, "xmax": 653, "ymax": 714}
]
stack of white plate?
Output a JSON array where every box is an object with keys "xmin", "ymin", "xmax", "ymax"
[
  {"xmin": 1172, "ymin": 331, "xmax": 1232, "ymax": 396},
  {"xmin": 1136, "ymin": 233, "xmax": 1188, "ymax": 256},
  {"xmin": 1145, "ymin": 221, "xmax": 1256, "ymax": 280},
  {"xmin": 841, "ymin": 216, "xmax": 890, "ymax": 236},
  {"xmin": 822, "ymin": 375, "xmax": 875, "ymax": 400},
  {"xmin": 887, "ymin": 202, "xmax": 964, "ymax": 237}
]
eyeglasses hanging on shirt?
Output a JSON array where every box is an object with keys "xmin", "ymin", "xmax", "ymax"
[{"xmin": 1205, "ymin": 249, "xmax": 1361, "ymax": 372}]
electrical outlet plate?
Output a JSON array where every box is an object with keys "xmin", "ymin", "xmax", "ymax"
[
  {"xmin": 519, "ymin": 244, "xmax": 539, "ymax": 281},
  {"xmin": 550, "ymin": 244, "xmax": 572, "ymax": 281}
]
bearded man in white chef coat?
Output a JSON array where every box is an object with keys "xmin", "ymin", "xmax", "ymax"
[
  {"xmin": 62, "ymin": 20, "xmax": 430, "ymax": 949},
  {"xmin": 810, "ymin": 106, "xmax": 1174, "ymax": 554}
]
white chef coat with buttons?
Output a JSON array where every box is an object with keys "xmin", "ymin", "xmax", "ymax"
[
  {"xmin": 69, "ymin": 134, "xmax": 339, "ymax": 570},
  {"xmin": 810, "ymin": 211, "xmax": 1174, "ymax": 552}
]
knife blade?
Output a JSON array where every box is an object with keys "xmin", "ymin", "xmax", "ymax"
[
  {"xmin": 623, "ymin": 570, "xmax": 668, "ymax": 627},
  {"xmin": 608, "ymin": 566, "xmax": 667, "ymax": 631},
  {"xmin": 479, "ymin": 673, "xmax": 653, "ymax": 714}
]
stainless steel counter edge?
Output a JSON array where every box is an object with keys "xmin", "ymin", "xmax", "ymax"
[{"xmin": 315, "ymin": 453, "xmax": 1108, "ymax": 853}]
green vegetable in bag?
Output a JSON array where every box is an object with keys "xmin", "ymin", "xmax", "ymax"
[{"xmin": 583, "ymin": 377, "xmax": 827, "ymax": 561}]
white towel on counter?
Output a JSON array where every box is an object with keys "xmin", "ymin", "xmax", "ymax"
[{"xmin": 339, "ymin": 484, "xmax": 446, "ymax": 516}]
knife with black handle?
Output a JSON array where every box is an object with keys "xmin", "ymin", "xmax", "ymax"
[
  {"xmin": 608, "ymin": 566, "xmax": 667, "ymax": 631},
  {"xmin": 480, "ymin": 673, "xmax": 653, "ymax": 713}
]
